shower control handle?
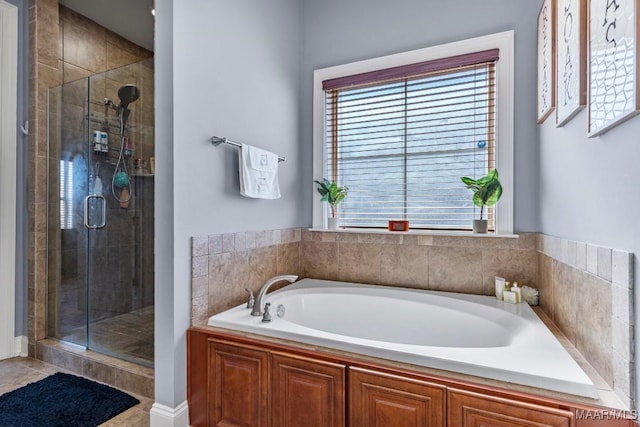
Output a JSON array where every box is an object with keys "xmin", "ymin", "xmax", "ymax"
[{"xmin": 84, "ymin": 194, "xmax": 106, "ymax": 229}]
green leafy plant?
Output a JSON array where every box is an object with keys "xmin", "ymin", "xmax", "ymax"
[
  {"xmin": 314, "ymin": 179, "xmax": 349, "ymax": 218},
  {"xmin": 461, "ymin": 169, "xmax": 503, "ymax": 220}
]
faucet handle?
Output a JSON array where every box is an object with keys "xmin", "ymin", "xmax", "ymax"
[
  {"xmin": 245, "ymin": 288, "xmax": 255, "ymax": 309},
  {"xmin": 261, "ymin": 303, "xmax": 272, "ymax": 323}
]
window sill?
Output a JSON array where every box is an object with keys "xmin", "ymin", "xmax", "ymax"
[{"xmin": 308, "ymin": 227, "xmax": 519, "ymax": 239}]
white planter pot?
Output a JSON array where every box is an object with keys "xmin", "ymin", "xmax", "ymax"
[
  {"xmin": 328, "ymin": 217, "xmax": 339, "ymax": 230},
  {"xmin": 473, "ymin": 219, "xmax": 488, "ymax": 233}
]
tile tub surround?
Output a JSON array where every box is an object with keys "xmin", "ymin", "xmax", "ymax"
[
  {"xmin": 191, "ymin": 229, "xmax": 539, "ymax": 323},
  {"xmin": 190, "ymin": 228, "xmax": 302, "ymax": 325},
  {"xmin": 537, "ymin": 235, "xmax": 635, "ymax": 408},
  {"xmin": 299, "ymin": 230, "xmax": 539, "ymax": 294},
  {"xmin": 191, "ymin": 229, "xmax": 635, "ymax": 408}
]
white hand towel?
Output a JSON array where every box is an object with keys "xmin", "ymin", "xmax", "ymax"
[{"xmin": 239, "ymin": 144, "xmax": 281, "ymax": 199}]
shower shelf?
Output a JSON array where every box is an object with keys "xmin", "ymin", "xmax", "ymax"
[
  {"xmin": 99, "ymin": 162, "xmax": 151, "ymax": 172},
  {"xmin": 87, "ymin": 140, "xmax": 135, "ymax": 155},
  {"xmin": 88, "ymin": 113, "xmax": 137, "ymax": 132},
  {"xmin": 99, "ymin": 160, "xmax": 118, "ymax": 167}
]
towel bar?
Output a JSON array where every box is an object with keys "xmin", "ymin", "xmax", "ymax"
[{"xmin": 210, "ymin": 136, "xmax": 286, "ymax": 162}]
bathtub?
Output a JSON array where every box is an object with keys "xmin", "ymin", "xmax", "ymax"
[{"xmin": 208, "ymin": 278, "xmax": 598, "ymax": 399}]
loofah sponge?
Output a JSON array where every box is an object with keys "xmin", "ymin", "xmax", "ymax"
[{"xmin": 114, "ymin": 171, "xmax": 130, "ymax": 188}]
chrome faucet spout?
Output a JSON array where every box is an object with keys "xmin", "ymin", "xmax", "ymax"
[{"xmin": 251, "ymin": 275, "xmax": 298, "ymax": 316}]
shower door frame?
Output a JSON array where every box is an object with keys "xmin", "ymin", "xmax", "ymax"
[{"xmin": 0, "ymin": 0, "xmax": 18, "ymax": 360}]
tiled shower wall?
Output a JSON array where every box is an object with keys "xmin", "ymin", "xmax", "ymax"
[
  {"xmin": 191, "ymin": 228, "xmax": 634, "ymax": 406},
  {"xmin": 28, "ymin": 0, "xmax": 153, "ymax": 354}
]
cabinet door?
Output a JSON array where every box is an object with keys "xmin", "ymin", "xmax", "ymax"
[
  {"xmin": 208, "ymin": 340, "xmax": 269, "ymax": 427},
  {"xmin": 271, "ymin": 353, "xmax": 345, "ymax": 427},
  {"xmin": 448, "ymin": 388, "xmax": 574, "ymax": 427},
  {"xmin": 349, "ymin": 367, "xmax": 446, "ymax": 427}
]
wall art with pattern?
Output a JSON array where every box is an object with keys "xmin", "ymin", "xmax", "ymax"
[
  {"xmin": 538, "ymin": 0, "xmax": 556, "ymax": 123},
  {"xmin": 556, "ymin": 0, "xmax": 587, "ymax": 126},
  {"xmin": 588, "ymin": 0, "xmax": 640, "ymax": 136}
]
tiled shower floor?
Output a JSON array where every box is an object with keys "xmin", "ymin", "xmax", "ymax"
[{"xmin": 60, "ymin": 306, "xmax": 154, "ymax": 366}]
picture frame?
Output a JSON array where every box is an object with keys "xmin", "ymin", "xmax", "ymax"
[
  {"xmin": 588, "ymin": 0, "xmax": 640, "ymax": 137},
  {"xmin": 556, "ymin": 0, "xmax": 587, "ymax": 127},
  {"xmin": 538, "ymin": 0, "xmax": 556, "ymax": 123}
]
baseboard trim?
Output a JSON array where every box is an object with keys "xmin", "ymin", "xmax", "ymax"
[
  {"xmin": 14, "ymin": 335, "xmax": 27, "ymax": 357},
  {"xmin": 150, "ymin": 400, "xmax": 189, "ymax": 427}
]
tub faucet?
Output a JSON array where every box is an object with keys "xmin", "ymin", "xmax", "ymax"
[{"xmin": 251, "ymin": 275, "xmax": 298, "ymax": 317}]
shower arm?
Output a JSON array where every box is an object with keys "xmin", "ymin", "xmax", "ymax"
[{"xmin": 104, "ymin": 98, "xmax": 117, "ymax": 111}]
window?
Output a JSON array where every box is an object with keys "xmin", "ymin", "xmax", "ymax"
[
  {"xmin": 60, "ymin": 159, "xmax": 73, "ymax": 229},
  {"xmin": 324, "ymin": 53, "xmax": 497, "ymax": 229},
  {"xmin": 313, "ymin": 31, "xmax": 514, "ymax": 233}
]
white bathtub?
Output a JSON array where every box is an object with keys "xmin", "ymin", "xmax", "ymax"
[{"xmin": 208, "ymin": 278, "xmax": 598, "ymax": 399}]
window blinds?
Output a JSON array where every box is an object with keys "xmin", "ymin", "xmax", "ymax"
[{"xmin": 323, "ymin": 50, "xmax": 498, "ymax": 229}]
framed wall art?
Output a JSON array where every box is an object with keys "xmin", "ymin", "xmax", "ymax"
[
  {"xmin": 556, "ymin": 0, "xmax": 587, "ymax": 127},
  {"xmin": 588, "ymin": 0, "xmax": 640, "ymax": 136},
  {"xmin": 538, "ymin": 0, "xmax": 556, "ymax": 123}
]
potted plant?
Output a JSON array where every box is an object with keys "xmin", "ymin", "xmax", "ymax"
[
  {"xmin": 461, "ymin": 169, "xmax": 502, "ymax": 233},
  {"xmin": 314, "ymin": 178, "xmax": 348, "ymax": 229}
]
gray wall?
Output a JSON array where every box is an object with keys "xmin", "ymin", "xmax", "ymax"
[
  {"xmin": 153, "ymin": 0, "xmax": 541, "ymax": 413},
  {"xmin": 300, "ymin": 0, "xmax": 542, "ymax": 232},
  {"xmin": 154, "ymin": 0, "xmax": 302, "ymax": 409},
  {"xmin": 157, "ymin": 0, "xmax": 640, "ymax": 414},
  {"xmin": 173, "ymin": 0, "xmax": 303, "ymax": 237},
  {"xmin": 7, "ymin": 0, "xmax": 28, "ymax": 338},
  {"xmin": 539, "ymin": 103, "xmax": 640, "ymax": 401}
]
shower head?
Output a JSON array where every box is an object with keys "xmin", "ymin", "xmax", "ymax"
[{"xmin": 117, "ymin": 84, "xmax": 140, "ymax": 110}]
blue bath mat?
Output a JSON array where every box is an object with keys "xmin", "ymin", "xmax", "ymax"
[{"xmin": 0, "ymin": 372, "xmax": 140, "ymax": 426}]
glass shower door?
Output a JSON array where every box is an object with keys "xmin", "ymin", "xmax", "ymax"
[
  {"xmin": 47, "ymin": 59, "xmax": 155, "ymax": 367},
  {"xmin": 85, "ymin": 64, "xmax": 154, "ymax": 366},
  {"xmin": 85, "ymin": 70, "xmax": 130, "ymax": 361},
  {"xmin": 46, "ymin": 77, "xmax": 114, "ymax": 351},
  {"xmin": 46, "ymin": 78, "xmax": 91, "ymax": 349}
]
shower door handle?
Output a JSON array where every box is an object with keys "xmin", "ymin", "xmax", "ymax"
[{"xmin": 84, "ymin": 194, "xmax": 106, "ymax": 229}]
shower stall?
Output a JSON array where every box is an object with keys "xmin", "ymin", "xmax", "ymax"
[{"xmin": 46, "ymin": 58, "xmax": 155, "ymax": 367}]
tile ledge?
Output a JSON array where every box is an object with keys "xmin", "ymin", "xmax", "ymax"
[{"xmin": 308, "ymin": 228, "xmax": 519, "ymax": 238}]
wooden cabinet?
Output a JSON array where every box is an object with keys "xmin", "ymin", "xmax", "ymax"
[
  {"xmin": 447, "ymin": 388, "xmax": 573, "ymax": 427},
  {"xmin": 188, "ymin": 328, "xmax": 632, "ymax": 427},
  {"xmin": 349, "ymin": 367, "xmax": 446, "ymax": 427},
  {"xmin": 208, "ymin": 340, "xmax": 269, "ymax": 427},
  {"xmin": 271, "ymin": 352, "xmax": 345, "ymax": 427},
  {"xmin": 205, "ymin": 338, "xmax": 345, "ymax": 427}
]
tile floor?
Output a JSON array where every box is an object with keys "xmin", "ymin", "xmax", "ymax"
[
  {"xmin": 59, "ymin": 306, "xmax": 154, "ymax": 367},
  {"xmin": 0, "ymin": 356, "xmax": 151, "ymax": 426}
]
